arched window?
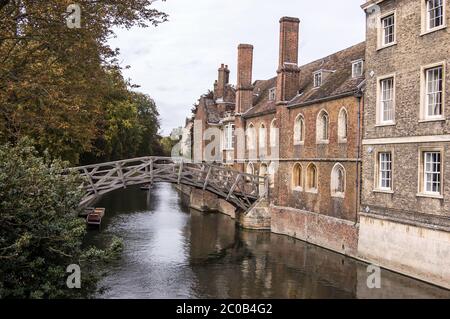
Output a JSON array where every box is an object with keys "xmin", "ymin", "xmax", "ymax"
[
  {"xmin": 338, "ymin": 108, "xmax": 348, "ymax": 142},
  {"xmin": 306, "ymin": 163, "xmax": 318, "ymax": 192},
  {"xmin": 294, "ymin": 114, "xmax": 305, "ymax": 144},
  {"xmin": 316, "ymin": 110, "xmax": 329, "ymax": 143},
  {"xmin": 259, "ymin": 163, "xmax": 268, "ymax": 194},
  {"xmin": 331, "ymin": 163, "xmax": 346, "ymax": 197},
  {"xmin": 268, "ymin": 162, "xmax": 276, "ymax": 188},
  {"xmin": 247, "ymin": 124, "xmax": 256, "ymax": 151},
  {"xmin": 246, "ymin": 162, "xmax": 255, "ymax": 182},
  {"xmin": 292, "ymin": 163, "xmax": 303, "ymax": 190},
  {"xmin": 246, "ymin": 162, "xmax": 255, "ymax": 175},
  {"xmin": 259, "ymin": 123, "xmax": 267, "ymax": 153},
  {"xmin": 270, "ymin": 119, "xmax": 277, "ymax": 148}
]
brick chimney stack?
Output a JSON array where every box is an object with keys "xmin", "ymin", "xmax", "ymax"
[
  {"xmin": 276, "ymin": 17, "xmax": 300, "ymax": 103},
  {"xmin": 236, "ymin": 44, "xmax": 254, "ymax": 114},
  {"xmin": 215, "ymin": 63, "xmax": 230, "ymax": 100}
]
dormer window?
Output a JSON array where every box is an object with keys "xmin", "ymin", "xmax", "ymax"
[
  {"xmin": 352, "ymin": 60, "xmax": 364, "ymax": 78},
  {"xmin": 269, "ymin": 87, "xmax": 276, "ymax": 101},
  {"xmin": 313, "ymin": 71, "xmax": 322, "ymax": 88}
]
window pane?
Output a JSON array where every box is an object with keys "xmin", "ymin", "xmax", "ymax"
[
  {"xmin": 379, "ymin": 152, "xmax": 392, "ymax": 189},
  {"xmin": 426, "ymin": 66, "xmax": 443, "ymax": 117},
  {"xmin": 424, "ymin": 151, "xmax": 441, "ymax": 194},
  {"xmin": 428, "ymin": 0, "xmax": 444, "ymax": 29},
  {"xmin": 382, "ymin": 14, "xmax": 395, "ymax": 45},
  {"xmin": 380, "ymin": 78, "xmax": 394, "ymax": 122}
]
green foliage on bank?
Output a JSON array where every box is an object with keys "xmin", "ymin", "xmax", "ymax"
[{"xmin": 0, "ymin": 139, "xmax": 123, "ymax": 298}]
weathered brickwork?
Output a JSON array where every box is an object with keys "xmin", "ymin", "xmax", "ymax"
[{"xmin": 184, "ymin": 1, "xmax": 450, "ymax": 287}]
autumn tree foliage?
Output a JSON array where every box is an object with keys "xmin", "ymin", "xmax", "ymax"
[{"xmin": 0, "ymin": 0, "xmax": 168, "ymax": 164}]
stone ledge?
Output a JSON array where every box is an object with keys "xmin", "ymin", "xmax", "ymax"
[{"xmin": 360, "ymin": 210, "xmax": 450, "ymax": 232}]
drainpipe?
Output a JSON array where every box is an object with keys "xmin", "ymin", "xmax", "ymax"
[{"xmin": 354, "ymin": 81, "xmax": 365, "ymax": 225}]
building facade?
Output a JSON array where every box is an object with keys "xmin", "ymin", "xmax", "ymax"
[
  {"xmin": 359, "ymin": 0, "xmax": 450, "ymax": 288},
  {"xmin": 185, "ymin": 0, "xmax": 450, "ymax": 288}
]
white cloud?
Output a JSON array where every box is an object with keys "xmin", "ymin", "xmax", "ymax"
[{"xmin": 108, "ymin": 0, "xmax": 366, "ymax": 135}]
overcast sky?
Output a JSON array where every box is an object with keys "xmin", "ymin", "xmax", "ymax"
[{"xmin": 109, "ymin": 0, "xmax": 367, "ymax": 135}]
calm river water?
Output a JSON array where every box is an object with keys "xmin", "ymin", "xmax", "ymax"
[{"xmin": 84, "ymin": 183, "xmax": 450, "ymax": 299}]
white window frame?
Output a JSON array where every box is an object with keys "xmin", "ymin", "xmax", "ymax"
[
  {"xmin": 377, "ymin": 152, "xmax": 393, "ymax": 191},
  {"xmin": 313, "ymin": 71, "xmax": 322, "ymax": 88},
  {"xmin": 422, "ymin": 0, "xmax": 447, "ymax": 34},
  {"xmin": 352, "ymin": 59, "xmax": 364, "ymax": 78},
  {"xmin": 223, "ymin": 123, "xmax": 235, "ymax": 150},
  {"xmin": 378, "ymin": 11, "xmax": 397, "ymax": 49},
  {"xmin": 294, "ymin": 114, "xmax": 305, "ymax": 145},
  {"xmin": 420, "ymin": 61, "xmax": 446, "ymax": 122},
  {"xmin": 376, "ymin": 74, "xmax": 396, "ymax": 126},
  {"xmin": 268, "ymin": 87, "xmax": 276, "ymax": 101},
  {"xmin": 418, "ymin": 148, "xmax": 444, "ymax": 198}
]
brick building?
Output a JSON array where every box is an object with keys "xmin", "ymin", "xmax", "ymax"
[
  {"xmin": 186, "ymin": 0, "xmax": 450, "ymax": 288},
  {"xmin": 359, "ymin": 0, "xmax": 450, "ymax": 288}
]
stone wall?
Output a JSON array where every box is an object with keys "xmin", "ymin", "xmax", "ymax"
[
  {"xmin": 271, "ymin": 205, "xmax": 359, "ymax": 257},
  {"xmin": 358, "ymin": 213, "xmax": 450, "ymax": 289}
]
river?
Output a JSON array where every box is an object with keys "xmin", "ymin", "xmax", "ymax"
[{"xmin": 84, "ymin": 183, "xmax": 450, "ymax": 299}]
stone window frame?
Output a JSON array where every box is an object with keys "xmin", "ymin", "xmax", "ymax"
[
  {"xmin": 419, "ymin": 61, "xmax": 446, "ymax": 122},
  {"xmin": 352, "ymin": 59, "xmax": 364, "ymax": 78},
  {"xmin": 377, "ymin": 10, "xmax": 397, "ymax": 50},
  {"xmin": 330, "ymin": 163, "xmax": 346, "ymax": 198},
  {"xmin": 246, "ymin": 122, "xmax": 256, "ymax": 153},
  {"xmin": 292, "ymin": 162, "xmax": 304, "ymax": 192},
  {"xmin": 305, "ymin": 163, "xmax": 319, "ymax": 194},
  {"xmin": 316, "ymin": 109, "xmax": 329, "ymax": 144},
  {"xmin": 376, "ymin": 73, "xmax": 396, "ymax": 126},
  {"xmin": 258, "ymin": 123, "xmax": 267, "ymax": 158},
  {"xmin": 293, "ymin": 113, "xmax": 305, "ymax": 145},
  {"xmin": 246, "ymin": 162, "xmax": 255, "ymax": 182},
  {"xmin": 417, "ymin": 146, "xmax": 445, "ymax": 199},
  {"xmin": 373, "ymin": 149, "xmax": 395, "ymax": 194},
  {"xmin": 268, "ymin": 162, "xmax": 276, "ymax": 189},
  {"xmin": 270, "ymin": 119, "xmax": 278, "ymax": 148},
  {"xmin": 338, "ymin": 107, "xmax": 348, "ymax": 144},
  {"xmin": 421, "ymin": 0, "xmax": 447, "ymax": 35}
]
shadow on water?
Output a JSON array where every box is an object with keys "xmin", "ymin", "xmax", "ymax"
[{"xmin": 83, "ymin": 183, "xmax": 450, "ymax": 299}]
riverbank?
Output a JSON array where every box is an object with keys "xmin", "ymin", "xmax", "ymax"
[{"xmin": 176, "ymin": 185, "xmax": 450, "ymax": 290}]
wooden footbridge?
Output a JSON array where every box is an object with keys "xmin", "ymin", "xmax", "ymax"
[{"xmin": 72, "ymin": 157, "xmax": 268, "ymax": 211}]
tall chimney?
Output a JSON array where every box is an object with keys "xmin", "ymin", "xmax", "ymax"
[
  {"xmin": 276, "ymin": 17, "xmax": 300, "ymax": 103},
  {"xmin": 236, "ymin": 44, "xmax": 254, "ymax": 114},
  {"xmin": 215, "ymin": 63, "xmax": 230, "ymax": 100}
]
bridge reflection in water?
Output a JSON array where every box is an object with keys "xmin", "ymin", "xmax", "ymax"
[{"xmin": 84, "ymin": 183, "xmax": 450, "ymax": 299}]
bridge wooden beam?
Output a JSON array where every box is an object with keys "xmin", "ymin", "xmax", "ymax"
[
  {"xmin": 178, "ymin": 160, "xmax": 183, "ymax": 184},
  {"xmin": 203, "ymin": 166, "xmax": 212, "ymax": 190}
]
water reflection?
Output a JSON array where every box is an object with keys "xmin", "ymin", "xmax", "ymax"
[{"xmin": 85, "ymin": 183, "xmax": 450, "ymax": 299}]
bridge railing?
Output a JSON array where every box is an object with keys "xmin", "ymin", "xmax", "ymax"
[{"xmin": 71, "ymin": 157, "xmax": 268, "ymax": 210}]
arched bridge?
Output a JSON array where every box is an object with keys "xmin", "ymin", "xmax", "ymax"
[{"xmin": 72, "ymin": 157, "xmax": 268, "ymax": 211}]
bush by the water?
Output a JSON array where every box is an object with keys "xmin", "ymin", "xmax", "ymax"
[{"xmin": 0, "ymin": 139, "xmax": 122, "ymax": 298}]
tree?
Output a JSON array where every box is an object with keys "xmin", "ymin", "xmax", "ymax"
[
  {"xmin": 0, "ymin": 1, "xmax": 167, "ymax": 163},
  {"xmin": 0, "ymin": 139, "xmax": 122, "ymax": 298}
]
